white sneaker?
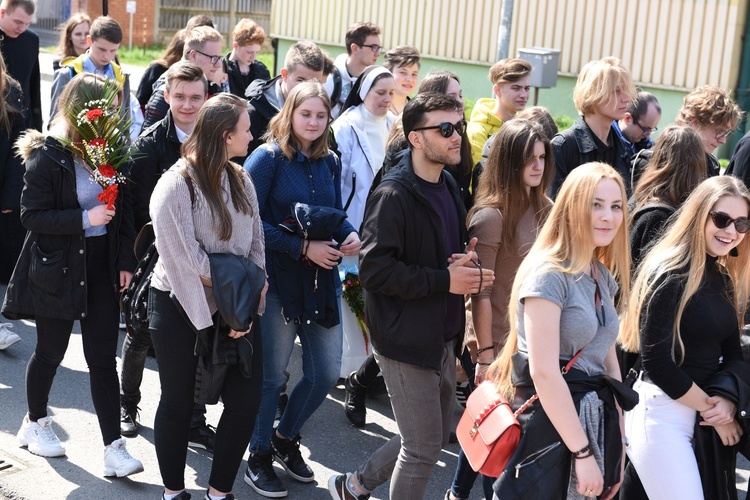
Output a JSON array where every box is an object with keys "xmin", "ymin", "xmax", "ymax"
[
  {"xmin": 103, "ymin": 438, "xmax": 144, "ymax": 477},
  {"xmin": 17, "ymin": 416, "xmax": 66, "ymax": 457},
  {"xmin": 0, "ymin": 323, "xmax": 21, "ymax": 349}
]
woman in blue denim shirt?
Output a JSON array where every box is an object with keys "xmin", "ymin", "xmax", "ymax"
[{"xmin": 243, "ymin": 81, "xmax": 360, "ymax": 498}]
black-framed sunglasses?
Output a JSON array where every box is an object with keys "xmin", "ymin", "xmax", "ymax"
[
  {"xmin": 710, "ymin": 211, "xmax": 750, "ymax": 233},
  {"xmin": 193, "ymin": 49, "xmax": 222, "ymax": 65},
  {"xmin": 360, "ymin": 43, "xmax": 384, "ymax": 53},
  {"xmin": 413, "ymin": 120, "xmax": 466, "ymax": 138},
  {"xmin": 634, "ymin": 119, "xmax": 657, "ymax": 136}
]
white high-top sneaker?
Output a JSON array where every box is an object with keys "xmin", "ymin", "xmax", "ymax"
[
  {"xmin": 103, "ymin": 438, "xmax": 144, "ymax": 477},
  {"xmin": 17, "ymin": 416, "xmax": 66, "ymax": 457}
]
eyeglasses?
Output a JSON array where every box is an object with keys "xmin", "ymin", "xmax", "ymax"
[
  {"xmin": 633, "ymin": 119, "xmax": 657, "ymax": 136},
  {"xmin": 710, "ymin": 211, "xmax": 750, "ymax": 233},
  {"xmin": 412, "ymin": 120, "xmax": 466, "ymax": 138},
  {"xmin": 715, "ymin": 128, "xmax": 733, "ymax": 140},
  {"xmin": 192, "ymin": 49, "xmax": 222, "ymax": 65},
  {"xmin": 360, "ymin": 43, "xmax": 383, "ymax": 53}
]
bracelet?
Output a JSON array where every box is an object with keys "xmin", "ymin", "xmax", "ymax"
[
  {"xmin": 303, "ymin": 239, "xmax": 310, "ymax": 257},
  {"xmin": 477, "ymin": 362, "xmax": 491, "ymax": 366},
  {"xmin": 622, "ymin": 436, "xmax": 630, "ymax": 447},
  {"xmin": 573, "ymin": 449, "xmax": 594, "ymax": 460},
  {"xmin": 572, "ymin": 443, "xmax": 591, "ymax": 458},
  {"xmin": 476, "ymin": 346, "xmax": 494, "ymax": 355}
]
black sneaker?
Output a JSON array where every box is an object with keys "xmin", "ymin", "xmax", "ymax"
[
  {"xmin": 328, "ymin": 473, "xmax": 370, "ymax": 500},
  {"xmin": 274, "ymin": 393, "xmax": 288, "ymax": 427},
  {"xmin": 271, "ymin": 432, "xmax": 314, "ymax": 482},
  {"xmin": 344, "ymin": 372, "xmax": 367, "ymax": 427},
  {"xmin": 188, "ymin": 424, "xmax": 216, "ymax": 452},
  {"xmin": 203, "ymin": 491, "xmax": 235, "ymax": 500},
  {"xmin": 162, "ymin": 491, "xmax": 191, "ymax": 500},
  {"xmin": 244, "ymin": 450, "xmax": 287, "ymax": 498},
  {"xmin": 120, "ymin": 406, "xmax": 139, "ymax": 437}
]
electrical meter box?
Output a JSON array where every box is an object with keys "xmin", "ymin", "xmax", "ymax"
[{"xmin": 518, "ymin": 48, "xmax": 560, "ymax": 88}]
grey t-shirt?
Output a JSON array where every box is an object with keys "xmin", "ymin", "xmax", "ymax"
[{"xmin": 516, "ymin": 260, "xmax": 619, "ymax": 376}]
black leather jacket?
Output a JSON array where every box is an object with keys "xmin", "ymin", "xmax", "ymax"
[
  {"xmin": 129, "ymin": 111, "xmax": 182, "ymax": 231},
  {"xmin": 551, "ymin": 116, "xmax": 632, "ymax": 197}
]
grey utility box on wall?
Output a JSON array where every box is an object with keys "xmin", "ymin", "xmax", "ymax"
[{"xmin": 518, "ymin": 47, "xmax": 561, "ymax": 89}]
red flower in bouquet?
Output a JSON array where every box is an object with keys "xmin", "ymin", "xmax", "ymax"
[
  {"xmin": 98, "ymin": 164, "xmax": 115, "ymax": 178},
  {"xmin": 98, "ymin": 183, "xmax": 119, "ymax": 209},
  {"xmin": 88, "ymin": 138, "xmax": 106, "ymax": 147},
  {"xmin": 86, "ymin": 108, "xmax": 103, "ymax": 121}
]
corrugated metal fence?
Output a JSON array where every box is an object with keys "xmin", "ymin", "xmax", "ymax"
[
  {"xmin": 271, "ymin": 0, "xmax": 747, "ymax": 91},
  {"xmin": 159, "ymin": 0, "xmax": 272, "ymax": 43}
]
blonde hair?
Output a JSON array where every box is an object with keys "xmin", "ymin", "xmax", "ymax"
[
  {"xmin": 619, "ymin": 176, "xmax": 750, "ymax": 361},
  {"xmin": 573, "ymin": 57, "xmax": 636, "ymax": 116},
  {"xmin": 184, "ymin": 26, "xmax": 223, "ymax": 57},
  {"xmin": 265, "ymin": 81, "xmax": 332, "ymax": 161},
  {"xmin": 488, "ymin": 162, "xmax": 631, "ymax": 398}
]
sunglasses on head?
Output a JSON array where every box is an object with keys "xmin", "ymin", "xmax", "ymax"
[
  {"xmin": 710, "ymin": 211, "xmax": 750, "ymax": 233},
  {"xmin": 412, "ymin": 120, "xmax": 466, "ymax": 138}
]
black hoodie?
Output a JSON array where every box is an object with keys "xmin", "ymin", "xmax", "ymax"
[{"xmin": 359, "ymin": 150, "xmax": 467, "ymax": 371}]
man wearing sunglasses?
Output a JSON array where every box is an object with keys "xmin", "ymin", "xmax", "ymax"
[
  {"xmin": 323, "ymin": 22, "xmax": 382, "ymax": 118},
  {"xmin": 142, "ymin": 26, "xmax": 224, "ymax": 130},
  {"xmin": 329, "ymin": 92, "xmax": 495, "ymax": 500}
]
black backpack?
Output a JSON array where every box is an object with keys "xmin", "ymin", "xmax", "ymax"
[
  {"xmin": 121, "ymin": 174, "xmax": 195, "ymax": 336},
  {"xmin": 121, "ymin": 223, "xmax": 158, "ymax": 337}
]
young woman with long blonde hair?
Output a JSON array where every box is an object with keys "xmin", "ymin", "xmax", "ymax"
[
  {"xmin": 488, "ymin": 162, "xmax": 636, "ymax": 499},
  {"xmin": 619, "ymin": 175, "xmax": 750, "ymax": 499}
]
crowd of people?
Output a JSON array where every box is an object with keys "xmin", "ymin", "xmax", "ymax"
[{"xmin": 2, "ymin": 0, "xmax": 750, "ymax": 499}]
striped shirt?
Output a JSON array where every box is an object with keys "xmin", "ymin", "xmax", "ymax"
[{"xmin": 150, "ymin": 161, "xmax": 265, "ymax": 330}]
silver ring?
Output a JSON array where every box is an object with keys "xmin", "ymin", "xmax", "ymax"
[
  {"xmin": 585, "ymin": 489, "xmax": 593, "ymax": 495},
  {"xmin": 735, "ymin": 434, "xmax": 741, "ymax": 440}
]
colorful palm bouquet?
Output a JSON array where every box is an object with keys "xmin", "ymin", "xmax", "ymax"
[
  {"xmin": 341, "ymin": 270, "xmax": 369, "ymax": 354},
  {"xmin": 61, "ymin": 78, "xmax": 136, "ymax": 209}
]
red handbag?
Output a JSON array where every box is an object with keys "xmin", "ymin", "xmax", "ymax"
[{"xmin": 457, "ymin": 351, "xmax": 584, "ymax": 477}]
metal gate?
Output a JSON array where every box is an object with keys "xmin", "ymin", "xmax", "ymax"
[
  {"xmin": 158, "ymin": 0, "xmax": 272, "ymax": 44},
  {"xmin": 32, "ymin": 0, "xmax": 70, "ymax": 47}
]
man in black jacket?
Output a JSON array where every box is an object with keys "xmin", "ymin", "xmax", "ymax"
[
  {"xmin": 246, "ymin": 40, "xmax": 326, "ymax": 155},
  {"xmin": 142, "ymin": 26, "xmax": 223, "ymax": 130},
  {"xmin": 328, "ymin": 93, "xmax": 494, "ymax": 500},
  {"xmin": 120, "ymin": 61, "xmax": 216, "ymax": 450},
  {"xmin": 225, "ymin": 18, "xmax": 270, "ymax": 98},
  {"xmin": 550, "ymin": 57, "xmax": 635, "ymax": 198},
  {"xmin": 0, "ymin": 0, "xmax": 41, "ymax": 131}
]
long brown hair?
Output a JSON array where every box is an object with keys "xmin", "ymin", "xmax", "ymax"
[
  {"xmin": 632, "ymin": 125, "xmax": 707, "ymax": 211},
  {"xmin": 0, "ymin": 51, "xmax": 20, "ymax": 134},
  {"xmin": 265, "ymin": 81, "xmax": 332, "ymax": 161},
  {"xmin": 56, "ymin": 13, "xmax": 91, "ymax": 59},
  {"xmin": 156, "ymin": 29, "xmax": 186, "ymax": 68},
  {"xmin": 181, "ymin": 93, "xmax": 253, "ymax": 240},
  {"xmin": 468, "ymin": 119, "xmax": 553, "ymax": 248}
]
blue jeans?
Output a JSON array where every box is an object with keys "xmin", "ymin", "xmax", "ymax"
[{"xmin": 249, "ymin": 291, "xmax": 342, "ymax": 452}]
